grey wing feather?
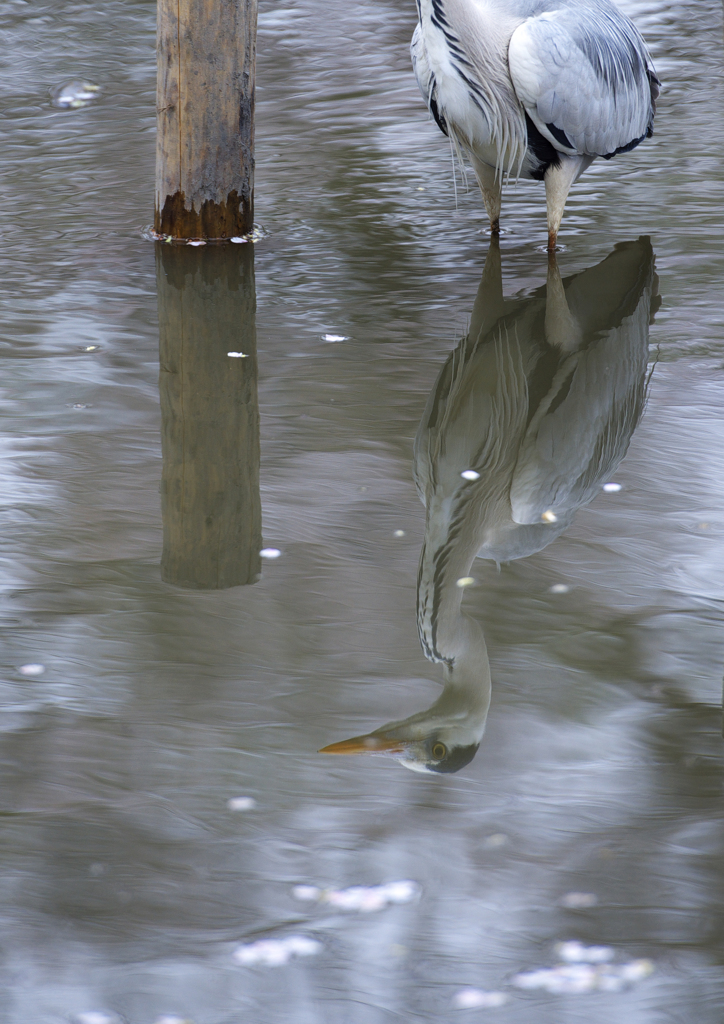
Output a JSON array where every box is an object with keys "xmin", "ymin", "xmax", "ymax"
[
  {"xmin": 410, "ymin": 24, "xmax": 431, "ymax": 105},
  {"xmin": 509, "ymin": 3, "xmax": 659, "ymax": 158}
]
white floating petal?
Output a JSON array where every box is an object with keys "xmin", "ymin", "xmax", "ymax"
[
  {"xmin": 230, "ymin": 236, "xmax": 247, "ymax": 244},
  {"xmin": 513, "ymin": 964, "xmax": 598, "ymax": 994},
  {"xmin": 456, "ymin": 577, "xmax": 475, "ymax": 588},
  {"xmin": 293, "ymin": 885, "xmax": 321, "ymax": 902},
  {"xmin": 393, "ymin": 530, "xmax": 405, "ymax": 537},
  {"xmin": 461, "ymin": 470, "xmax": 480, "ymax": 481},
  {"xmin": 453, "ymin": 989, "xmax": 508, "ymax": 1010},
  {"xmin": 285, "ymin": 935, "xmax": 323, "ymax": 956},
  {"xmin": 512, "ymin": 957, "xmax": 653, "ymax": 995},
  {"xmin": 309, "ymin": 881, "xmax": 420, "ymax": 913},
  {"xmin": 226, "ymin": 796, "xmax": 256, "ymax": 812},
  {"xmin": 19, "ymin": 664, "xmax": 45, "ymax": 676},
  {"xmin": 560, "ymin": 892, "xmax": 598, "ymax": 908},
  {"xmin": 482, "ymin": 833, "xmax": 508, "ymax": 849},
  {"xmin": 619, "ymin": 959, "xmax": 655, "ymax": 981},
  {"xmin": 541, "ymin": 510, "xmax": 558, "ymax": 523},
  {"xmin": 556, "ymin": 941, "xmax": 614, "ymax": 963},
  {"xmin": 227, "ymin": 351, "xmax": 249, "ymax": 358},
  {"xmin": 549, "ymin": 584, "xmax": 570, "ymax": 594},
  {"xmin": 187, "ymin": 240, "xmax": 206, "ymax": 247},
  {"xmin": 380, "ymin": 880, "xmax": 419, "ymax": 904},
  {"xmin": 260, "ymin": 548, "xmax": 281, "ymax": 559},
  {"xmin": 322, "ymin": 334, "xmax": 348, "ymax": 343},
  {"xmin": 233, "ymin": 935, "xmax": 321, "ymax": 967},
  {"xmin": 602, "ymin": 483, "xmax": 622, "ymax": 492}
]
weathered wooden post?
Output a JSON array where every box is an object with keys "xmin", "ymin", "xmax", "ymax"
[
  {"xmin": 157, "ymin": 245, "xmax": 261, "ymax": 588},
  {"xmin": 155, "ymin": 0, "xmax": 257, "ymax": 241}
]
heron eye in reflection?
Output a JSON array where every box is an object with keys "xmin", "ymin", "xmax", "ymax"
[{"xmin": 431, "ymin": 742, "xmax": 446, "ymax": 760}]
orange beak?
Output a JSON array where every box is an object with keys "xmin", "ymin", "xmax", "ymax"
[{"xmin": 318, "ymin": 733, "xmax": 410, "ymax": 755}]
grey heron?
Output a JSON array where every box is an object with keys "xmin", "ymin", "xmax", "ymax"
[
  {"xmin": 410, "ymin": 0, "xmax": 660, "ymax": 249},
  {"xmin": 321, "ymin": 238, "xmax": 658, "ymax": 772}
]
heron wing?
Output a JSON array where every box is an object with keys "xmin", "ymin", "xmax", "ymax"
[{"xmin": 508, "ymin": 3, "xmax": 658, "ymax": 158}]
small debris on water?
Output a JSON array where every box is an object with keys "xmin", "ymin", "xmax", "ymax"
[
  {"xmin": 51, "ymin": 80, "xmax": 100, "ymax": 109},
  {"xmin": 293, "ymin": 885, "xmax": 321, "ymax": 902},
  {"xmin": 602, "ymin": 482, "xmax": 622, "ymax": 492},
  {"xmin": 561, "ymin": 892, "xmax": 598, "ymax": 909},
  {"xmin": 482, "ymin": 833, "xmax": 508, "ymax": 849},
  {"xmin": 73, "ymin": 1013, "xmax": 120, "ymax": 1024},
  {"xmin": 293, "ymin": 880, "xmax": 419, "ymax": 912},
  {"xmin": 233, "ymin": 935, "xmax": 321, "ymax": 967},
  {"xmin": 227, "ymin": 796, "xmax": 256, "ymax": 812},
  {"xmin": 456, "ymin": 577, "xmax": 475, "ymax": 588},
  {"xmin": 512, "ymin": 963, "xmax": 599, "ymax": 994},
  {"xmin": 461, "ymin": 470, "xmax": 480, "ymax": 481},
  {"xmin": 260, "ymin": 548, "xmax": 281, "ymax": 559},
  {"xmin": 227, "ymin": 351, "xmax": 249, "ymax": 358},
  {"xmin": 557, "ymin": 941, "xmax": 614, "ymax": 963},
  {"xmin": 541, "ymin": 510, "xmax": 558, "ymax": 523},
  {"xmin": 69, "ymin": 403, "xmax": 91, "ymax": 409},
  {"xmin": 512, "ymin": 957, "xmax": 654, "ymax": 995},
  {"xmin": 230, "ymin": 236, "xmax": 247, "ymax": 244},
  {"xmin": 619, "ymin": 959, "xmax": 655, "ymax": 981},
  {"xmin": 153, "ymin": 1016, "xmax": 193, "ymax": 1024},
  {"xmin": 322, "ymin": 334, "xmax": 349, "ymax": 343},
  {"xmin": 393, "ymin": 530, "xmax": 406, "ymax": 537},
  {"xmin": 549, "ymin": 584, "xmax": 570, "ymax": 594},
  {"xmin": 82, "ymin": 345, "xmax": 100, "ymax": 352},
  {"xmin": 452, "ymin": 989, "xmax": 508, "ymax": 1010},
  {"xmin": 19, "ymin": 664, "xmax": 45, "ymax": 676},
  {"xmin": 187, "ymin": 240, "xmax": 206, "ymax": 247}
]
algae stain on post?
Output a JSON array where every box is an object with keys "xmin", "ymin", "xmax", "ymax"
[{"xmin": 155, "ymin": 0, "xmax": 258, "ymax": 240}]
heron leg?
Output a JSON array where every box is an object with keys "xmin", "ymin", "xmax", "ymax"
[
  {"xmin": 544, "ymin": 155, "xmax": 593, "ymax": 250},
  {"xmin": 469, "ymin": 236, "xmax": 505, "ymax": 339},
  {"xmin": 471, "ymin": 157, "xmax": 502, "ymax": 235},
  {"xmin": 545, "ymin": 253, "xmax": 583, "ymax": 353}
]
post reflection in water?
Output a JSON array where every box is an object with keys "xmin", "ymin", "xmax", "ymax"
[
  {"xmin": 322, "ymin": 237, "xmax": 659, "ymax": 773},
  {"xmin": 157, "ymin": 244, "xmax": 261, "ymax": 589}
]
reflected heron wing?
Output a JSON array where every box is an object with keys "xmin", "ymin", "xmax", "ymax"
[
  {"xmin": 510, "ymin": 306, "xmax": 650, "ymax": 524},
  {"xmin": 509, "ymin": 238, "xmax": 656, "ymax": 525},
  {"xmin": 413, "ymin": 311, "xmax": 538, "ymax": 507},
  {"xmin": 509, "ymin": 3, "xmax": 659, "ymax": 159}
]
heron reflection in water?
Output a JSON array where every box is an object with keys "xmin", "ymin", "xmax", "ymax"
[{"xmin": 322, "ymin": 237, "xmax": 659, "ymax": 773}]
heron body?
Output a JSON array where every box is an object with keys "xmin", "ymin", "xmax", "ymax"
[
  {"xmin": 411, "ymin": 0, "xmax": 660, "ymax": 248},
  {"xmin": 321, "ymin": 238, "xmax": 657, "ymax": 773}
]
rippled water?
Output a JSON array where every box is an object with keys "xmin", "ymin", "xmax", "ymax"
[{"xmin": 2, "ymin": 0, "xmax": 724, "ymax": 1021}]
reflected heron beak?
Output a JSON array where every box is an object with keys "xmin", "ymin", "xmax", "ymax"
[{"xmin": 319, "ymin": 732, "xmax": 412, "ymax": 756}]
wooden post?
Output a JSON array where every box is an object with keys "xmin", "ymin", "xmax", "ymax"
[
  {"xmin": 155, "ymin": 0, "xmax": 257, "ymax": 240},
  {"xmin": 157, "ymin": 245, "xmax": 261, "ymax": 588}
]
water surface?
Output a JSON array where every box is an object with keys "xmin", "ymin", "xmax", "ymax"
[{"xmin": 1, "ymin": 1, "xmax": 724, "ymax": 1021}]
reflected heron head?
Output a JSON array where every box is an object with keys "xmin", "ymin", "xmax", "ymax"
[{"xmin": 319, "ymin": 716, "xmax": 482, "ymax": 774}]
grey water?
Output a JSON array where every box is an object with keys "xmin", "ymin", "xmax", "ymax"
[{"xmin": 1, "ymin": 0, "xmax": 724, "ymax": 1021}]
